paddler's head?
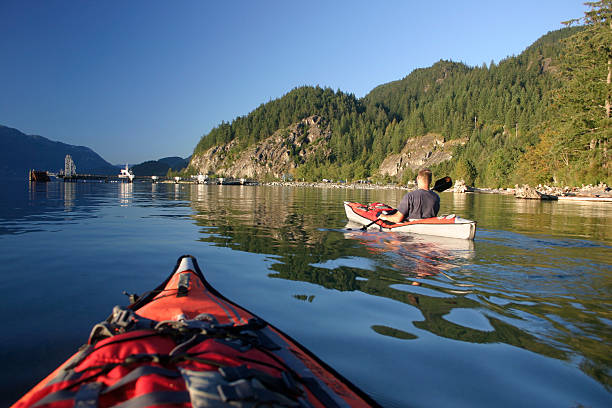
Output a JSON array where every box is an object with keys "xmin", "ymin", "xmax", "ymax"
[{"xmin": 416, "ymin": 169, "xmax": 432, "ymax": 190}]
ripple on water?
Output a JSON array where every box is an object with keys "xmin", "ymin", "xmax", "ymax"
[
  {"xmin": 310, "ymin": 256, "xmax": 376, "ymax": 271},
  {"xmin": 389, "ymin": 283, "xmax": 455, "ymax": 298},
  {"xmin": 442, "ymin": 308, "xmax": 495, "ymax": 332}
]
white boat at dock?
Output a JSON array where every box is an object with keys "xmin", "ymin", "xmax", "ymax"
[{"xmin": 118, "ymin": 164, "xmax": 135, "ymax": 182}]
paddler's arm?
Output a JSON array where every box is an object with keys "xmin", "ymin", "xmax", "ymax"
[{"xmin": 379, "ymin": 210, "xmax": 405, "ymax": 224}]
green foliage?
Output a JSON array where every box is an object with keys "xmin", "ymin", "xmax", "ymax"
[
  {"xmin": 514, "ymin": 1, "xmax": 612, "ymax": 185},
  {"xmin": 166, "ymin": 168, "xmax": 180, "ymax": 178},
  {"xmin": 400, "ymin": 168, "xmax": 417, "ymax": 185},
  {"xmin": 194, "ymin": 86, "xmax": 365, "ymax": 155},
  {"xmin": 181, "ymin": 166, "xmax": 198, "ymax": 178},
  {"xmin": 453, "ymin": 158, "xmax": 478, "ymax": 186}
]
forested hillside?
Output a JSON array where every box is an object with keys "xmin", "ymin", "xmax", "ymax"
[{"xmin": 190, "ymin": 3, "xmax": 610, "ymax": 187}]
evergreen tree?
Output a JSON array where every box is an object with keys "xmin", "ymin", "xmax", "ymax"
[
  {"xmin": 521, "ymin": 1, "xmax": 611, "ymax": 185},
  {"xmin": 559, "ymin": 0, "xmax": 611, "ymax": 183}
]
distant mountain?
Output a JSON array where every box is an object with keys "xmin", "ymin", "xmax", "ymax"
[
  {"xmin": 0, "ymin": 125, "xmax": 117, "ymax": 177},
  {"xmin": 131, "ymin": 156, "xmax": 189, "ymax": 176},
  {"xmin": 158, "ymin": 156, "xmax": 189, "ymax": 170}
]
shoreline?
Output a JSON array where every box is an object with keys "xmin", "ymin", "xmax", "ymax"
[
  {"xmin": 33, "ymin": 178, "xmax": 612, "ymax": 201},
  {"xmin": 260, "ymin": 181, "xmax": 612, "ymax": 201}
]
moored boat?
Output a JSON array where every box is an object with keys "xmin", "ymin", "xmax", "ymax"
[
  {"xmin": 118, "ymin": 164, "xmax": 135, "ymax": 182},
  {"xmin": 12, "ymin": 255, "xmax": 378, "ymax": 408},
  {"xmin": 344, "ymin": 201, "xmax": 476, "ymax": 240},
  {"xmin": 29, "ymin": 169, "xmax": 51, "ymax": 182}
]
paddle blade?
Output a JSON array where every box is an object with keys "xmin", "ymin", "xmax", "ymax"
[{"xmin": 433, "ymin": 176, "xmax": 453, "ymax": 192}]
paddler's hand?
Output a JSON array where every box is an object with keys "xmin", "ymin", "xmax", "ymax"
[
  {"xmin": 379, "ymin": 211, "xmax": 404, "ymax": 224},
  {"xmin": 379, "ymin": 214, "xmax": 393, "ymax": 223}
]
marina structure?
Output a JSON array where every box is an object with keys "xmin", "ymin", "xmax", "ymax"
[{"xmin": 64, "ymin": 155, "xmax": 76, "ymax": 177}]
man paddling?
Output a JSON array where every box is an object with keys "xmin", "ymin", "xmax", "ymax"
[{"xmin": 379, "ymin": 169, "xmax": 440, "ymax": 223}]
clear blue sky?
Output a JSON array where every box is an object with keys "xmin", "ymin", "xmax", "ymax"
[{"xmin": 0, "ymin": 0, "xmax": 587, "ymax": 164}]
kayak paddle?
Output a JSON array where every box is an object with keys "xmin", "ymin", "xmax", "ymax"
[
  {"xmin": 432, "ymin": 176, "xmax": 453, "ymax": 192},
  {"xmin": 360, "ymin": 210, "xmax": 394, "ymax": 231}
]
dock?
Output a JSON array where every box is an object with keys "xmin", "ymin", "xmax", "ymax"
[
  {"xmin": 27, "ymin": 154, "xmax": 261, "ymax": 185},
  {"xmin": 60, "ymin": 174, "xmax": 117, "ymax": 182},
  {"xmin": 59, "ymin": 174, "xmax": 154, "ymax": 182}
]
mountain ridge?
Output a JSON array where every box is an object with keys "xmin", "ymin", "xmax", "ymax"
[
  {"xmin": 0, "ymin": 125, "xmax": 192, "ymax": 178},
  {"xmin": 131, "ymin": 156, "xmax": 189, "ymax": 176},
  {"xmin": 0, "ymin": 125, "xmax": 117, "ymax": 177}
]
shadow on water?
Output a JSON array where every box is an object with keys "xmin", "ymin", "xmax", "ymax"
[{"xmin": 188, "ymin": 184, "xmax": 612, "ymax": 394}]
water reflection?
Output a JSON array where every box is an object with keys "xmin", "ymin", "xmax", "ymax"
[
  {"xmin": 119, "ymin": 182, "xmax": 133, "ymax": 206},
  {"xmin": 174, "ymin": 183, "xmax": 181, "ymax": 200},
  {"xmin": 1, "ymin": 180, "xmax": 100, "ymax": 235},
  {"xmin": 461, "ymin": 192, "xmax": 612, "ymax": 243},
  {"xmin": 344, "ymin": 223, "xmax": 474, "ymax": 281},
  {"xmin": 338, "ymin": 225, "xmax": 569, "ymax": 358},
  {"xmin": 193, "ymin": 184, "xmax": 206, "ymax": 202},
  {"xmin": 64, "ymin": 182, "xmax": 75, "ymax": 210},
  {"xmin": 450, "ymin": 190, "xmax": 471, "ymax": 212}
]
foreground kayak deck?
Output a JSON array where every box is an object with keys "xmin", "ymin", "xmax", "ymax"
[
  {"xmin": 13, "ymin": 255, "xmax": 379, "ymax": 408},
  {"xmin": 344, "ymin": 202, "xmax": 477, "ymax": 240}
]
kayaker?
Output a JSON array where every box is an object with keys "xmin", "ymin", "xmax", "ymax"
[{"xmin": 379, "ymin": 169, "xmax": 440, "ymax": 223}]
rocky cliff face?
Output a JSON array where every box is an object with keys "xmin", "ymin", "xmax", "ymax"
[
  {"xmin": 190, "ymin": 119, "xmax": 462, "ymax": 180},
  {"xmin": 190, "ymin": 116, "xmax": 331, "ymax": 178},
  {"xmin": 378, "ymin": 133, "xmax": 466, "ymax": 179},
  {"xmin": 189, "ymin": 141, "xmax": 238, "ymax": 176}
]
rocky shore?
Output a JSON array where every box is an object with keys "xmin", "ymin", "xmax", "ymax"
[
  {"xmin": 262, "ymin": 180, "xmax": 612, "ymax": 201},
  {"xmin": 264, "ymin": 181, "xmax": 404, "ymax": 190}
]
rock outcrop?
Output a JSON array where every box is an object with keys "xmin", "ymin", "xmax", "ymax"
[
  {"xmin": 378, "ymin": 134, "xmax": 466, "ymax": 179},
  {"xmin": 532, "ymin": 183, "xmax": 612, "ymax": 198},
  {"xmin": 189, "ymin": 140, "xmax": 239, "ymax": 176},
  {"xmin": 453, "ymin": 179, "xmax": 472, "ymax": 193},
  {"xmin": 190, "ymin": 120, "xmax": 468, "ymax": 182},
  {"xmin": 189, "ymin": 116, "xmax": 331, "ymax": 179},
  {"xmin": 514, "ymin": 184, "xmax": 558, "ymax": 200}
]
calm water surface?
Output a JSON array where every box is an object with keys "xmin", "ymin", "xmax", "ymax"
[{"xmin": 1, "ymin": 180, "xmax": 611, "ymax": 407}]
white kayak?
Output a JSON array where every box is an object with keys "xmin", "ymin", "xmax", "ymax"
[{"xmin": 344, "ymin": 201, "xmax": 477, "ymax": 240}]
